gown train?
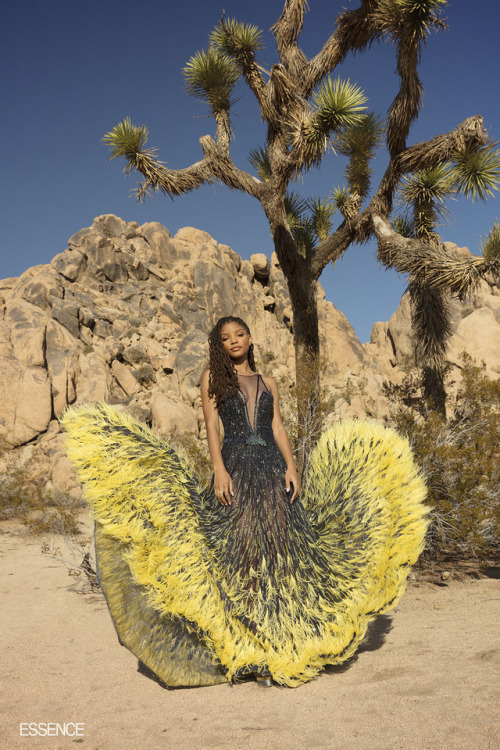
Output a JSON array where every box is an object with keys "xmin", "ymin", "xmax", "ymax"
[{"xmin": 62, "ymin": 391, "xmax": 429, "ymax": 688}]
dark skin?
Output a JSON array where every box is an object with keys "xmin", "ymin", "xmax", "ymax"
[{"xmin": 201, "ymin": 321, "xmax": 300, "ymax": 506}]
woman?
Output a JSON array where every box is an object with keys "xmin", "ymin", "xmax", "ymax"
[{"xmin": 62, "ymin": 316, "xmax": 429, "ymax": 689}]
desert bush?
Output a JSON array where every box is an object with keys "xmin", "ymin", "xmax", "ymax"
[
  {"xmin": 0, "ymin": 467, "xmax": 84, "ymax": 536},
  {"xmin": 261, "ymin": 350, "xmax": 277, "ymax": 365},
  {"xmin": 124, "ymin": 326, "xmax": 141, "ymax": 338},
  {"xmin": 335, "ymin": 376, "xmax": 368, "ymax": 405},
  {"xmin": 125, "ymin": 346, "xmax": 151, "ymax": 364},
  {"xmin": 384, "ymin": 354, "xmax": 500, "ymax": 560},
  {"xmin": 41, "ymin": 532, "xmax": 99, "ymax": 593},
  {"xmin": 132, "ymin": 363, "xmax": 155, "ymax": 384}
]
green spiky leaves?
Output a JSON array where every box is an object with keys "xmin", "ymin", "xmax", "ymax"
[
  {"xmin": 398, "ymin": 164, "xmax": 453, "ymax": 240},
  {"xmin": 103, "ymin": 117, "xmax": 153, "ymax": 172},
  {"xmin": 376, "ymin": 0, "xmax": 448, "ymax": 42},
  {"xmin": 312, "ymin": 78, "xmax": 368, "ymax": 138},
  {"xmin": 285, "ymin": 192, "xmax": 336, "ymax": 256},
  {"xmin": 334, "ymin": 112, "xmax": 385, "ymax": 198},
  {"xmin": 248, "ymin": 146, "xmax": 272, "ymax": 181},
  {"xmin": 391, "ymin": 214, "xmax": 415, "ymax": 238},
  {"xmin": 481, "ymin": 219, "xmax": 500, "ymax": 261},
  {"xmin": 330, "ymin": 186, "xmax": 350, "ymax": 214},
  {"xmin": 450, "ymin": 143, "xmax": 500, "ymax": 203},
  {"xmin": 291, "ymin": 78, "xmax": 368, "ymax": 168},
  {"xmin": 210, "ymin": 18, "xmax": 264, "ymax": 58},
  {"xmin": 308, "ymin": 197, "xmax": 336, "ymax": 241},
  {"xmin": 396, "ymin": 141, "xmax": 500, "ymax": 242},
  {"xmin": 183, "ymin": 47, "xmax": 240, "ymax": 115}
]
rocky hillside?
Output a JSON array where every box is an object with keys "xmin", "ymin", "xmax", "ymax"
[{"xmin": 1, "ymin": 214, "xmax": 499, "ymax": 498}]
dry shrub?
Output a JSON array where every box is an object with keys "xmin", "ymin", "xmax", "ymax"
[
  {"xmin": 384, "ymin": 353, "xmax": 500, "ymax": 560},
  {"xmin": 41, "ymin": 533, "xmax": 99, "ymax": 593},
  {"xmin": 0, "ymin": 467, "xmax": 84, "ymax": 537}
]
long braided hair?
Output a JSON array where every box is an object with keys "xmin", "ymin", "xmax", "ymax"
[{"xmin": 208, "ymin": 316, "xmax": 257, "ymax": 409}]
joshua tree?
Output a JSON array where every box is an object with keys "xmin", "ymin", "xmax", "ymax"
[{"xmin": 104, "ymin": 0, "xmax": 500, "ymax": 461}]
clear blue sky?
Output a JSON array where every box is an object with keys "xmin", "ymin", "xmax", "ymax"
[{"xmin": 1, "ymin": 1, "xmax": 499, "ymax": 342}]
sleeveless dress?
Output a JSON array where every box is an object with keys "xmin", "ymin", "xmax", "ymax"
[{"xmin": 62, "ymin": 374, "xmax": 429, "ymax": 688}]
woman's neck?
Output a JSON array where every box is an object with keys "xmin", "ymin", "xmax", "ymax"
[{"xmin": 234, "ymin": 364, "xmax": 255, "ymax": 376}]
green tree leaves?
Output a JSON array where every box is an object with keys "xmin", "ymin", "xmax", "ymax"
[
  {"xmin": 183, "ymin": 48, "xmax": 240, "ymax": 116},
  {"xmin": 103, "ymin": 117, "xmax": 151, "ymax": 169},
  {"xmin": 450, "ymin": 143, "xmax": 500, "ymax": 202}
]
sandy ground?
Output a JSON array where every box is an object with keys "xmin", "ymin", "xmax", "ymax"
[{"xmin": 1, "ymin": 518, "xmax": 499, "ymax": 750}]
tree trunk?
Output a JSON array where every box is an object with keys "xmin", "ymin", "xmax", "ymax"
[
  {"xmin": 269, "ymin": 220, "xmax": 322, "ymax": 476},
  {"xmin": 409, "ymin": 279, "xmax": 450, "ymax": 417},
  {"xmin": 289, "ymin": 281, "xmax": 321, "ymax": 477}
]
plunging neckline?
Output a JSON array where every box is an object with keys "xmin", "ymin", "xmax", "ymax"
[{"xmin": 236, "ymin": 373, "xmax": 270, "ymax": 434}]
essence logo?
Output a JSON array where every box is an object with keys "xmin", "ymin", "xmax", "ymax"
[{"xmin": 19, "ymin": 723, "xmax": 84, "ymax": 737}]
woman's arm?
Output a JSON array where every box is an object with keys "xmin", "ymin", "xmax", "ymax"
[
  {"xmin": 200, "ymin": 369, "xmax": 233, "ymax": 505},
  {"xmin": 264, "ymin": 376, "xmax": 300, "ymax": 502}
]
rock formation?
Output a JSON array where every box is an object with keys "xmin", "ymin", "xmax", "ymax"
[{"xmin": 1, "ymin": 216, "xmax": 499, "ymax": 498}]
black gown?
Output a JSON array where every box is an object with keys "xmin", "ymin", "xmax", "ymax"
[{"xmin": 62, "ymin": 374, "xmax": 429, "ymax": 687}]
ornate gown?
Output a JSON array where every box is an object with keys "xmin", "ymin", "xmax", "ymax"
[{"xmin": 62, "ymin": 373, "xmax": 429, "ymax": 688}]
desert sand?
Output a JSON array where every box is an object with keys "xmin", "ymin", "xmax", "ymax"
[{"xmin": 1, "ymin": 517, "xmax": 499, "ymax": 750}]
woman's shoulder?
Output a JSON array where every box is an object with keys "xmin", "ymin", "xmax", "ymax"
[
  {"xmin": 200, "ymin": 368, "xmax": 210, "ymax": 388},
  {"xmin": 261, "ymin": 374, "xmax": 277, "ymax": 392}
]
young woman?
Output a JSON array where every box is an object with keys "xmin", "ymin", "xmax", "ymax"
[{"xmin": 62, "ymin": 315, "xmax": 429, "ymax": 689}]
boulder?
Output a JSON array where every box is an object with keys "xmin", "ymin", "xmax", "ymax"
[
  {"xmin": 447, "ymin": 307, "xmax": 500, "ymax": 377},
  {"xmin": 12, "ymin": 367, "xmax": 52, "ymax": 445},
  {"xmin": 111, "ymin": 360, "xmax": 141, "ymax": 396},
  {"xmin": 50, "ymin": 298, "xmax": 80, "ymax": 338},
  {"xmin": 51, "ymin": 249, "xmax": 85, "ymax": 281},
  {"xmin": 250, "ymin": 253, "xmax": 270, "ymax": 281},
  {"xmin": 2, "ymin": 216, "xmax": 500, "ymax": 503},
  {"xmin": 151, "ymin": 392, "xmax": 198, "ymax": 436},
  {"xmin": 76, "ymin": 352, "xmax": 112, "ymax": 403}
]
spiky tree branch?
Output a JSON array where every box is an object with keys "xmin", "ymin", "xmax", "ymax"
[
  {"xmin": 105, "ymin": 0, "xmax": 499, "ymax": 454},
  {"xmin": 304, "ymin": 1, "xmax": 380, "ymax": 96},
  {"xmin": 372, "ymin": 214, "xmax": 500, "ymax": 295}
]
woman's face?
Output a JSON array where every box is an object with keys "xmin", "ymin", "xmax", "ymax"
[{"xmin": 220, "ymin": 321, "xmax": 252, "ymax": 361}]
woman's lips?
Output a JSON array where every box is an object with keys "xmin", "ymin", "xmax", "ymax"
[{"xmin": 231, "ymin": 347, "xmax": 242, "ymax": 352}]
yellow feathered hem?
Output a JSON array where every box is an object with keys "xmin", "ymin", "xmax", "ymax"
[{"xmin": 62, "ymin": 402, "xmax": 429, "ymax": 687}]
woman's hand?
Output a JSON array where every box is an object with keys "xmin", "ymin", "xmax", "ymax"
[
  {"xmin": 285, "ymin": 467, "xmax": 300, "ymax": 503},
  {"xmin": 214, "ymin": 468, "xmax": 234, "ymax": 506}
]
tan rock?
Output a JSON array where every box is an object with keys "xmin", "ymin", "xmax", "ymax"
[
  {"xmin": 111, "ymin": 360, "xmax": 141, "ymax": 396},
  {"xmin": 443, "ymin": 241, "xmax": 471, "ymax": 258},
  {"xmin": 250, "ymin": 253, "xmax": 270, "ymax": 281},
  {"xmin": 6, "ymin": 302, "xmax": 47, "ymax": 367},
  {"xmin": 160, "ymin": 354, "xmax": 176, "ymax": 373},
  {"xmin": 386, "ymin": 292, "xmax": 414, "ymax": 365},
  {"xmin": 13, "ymin": 367, "xmax": 52, "ymax": 445},
  {"xmin": 16, "ymin": 267, "xmax": 63, "ymax": 311},
  {"xmin": 175, "ymin": 227, "xmax": 216, "ymax": 246},
  {"xmin": 51, "ymin": 249, "xmax": 85, "ymax": 281},
  {"xmin": 45, "ymin": 321, "xmax": 79, "ymax": 417},
  {"xmin": 151, "ymin": 392, "xmax": 198, "ymax": 436},
  {"xmin": 3, "ymin": 214, "xmax": 500, "ymax": 502},
  {"xmin": 93, "ymin": 214, "xmax": 129, "ymax": 238},
  {"xmin": 101, "ymin": 337, "xmax": 125, "ymax": 364},
  {"xmin": 447, "ymin": 307, "xmax": 500, "ymax": 377},
  {"xmin": 51, "ymin": 453, "xmax": 78, "ymax": 494},
  {"xmin": 76, "ymin": 352, "xmax": 112, "ymax": 403}
]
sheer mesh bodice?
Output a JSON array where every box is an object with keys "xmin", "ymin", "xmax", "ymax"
[{"xmin": 236, "ymin": 372, "xmax": 270, "ymax": 432}]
